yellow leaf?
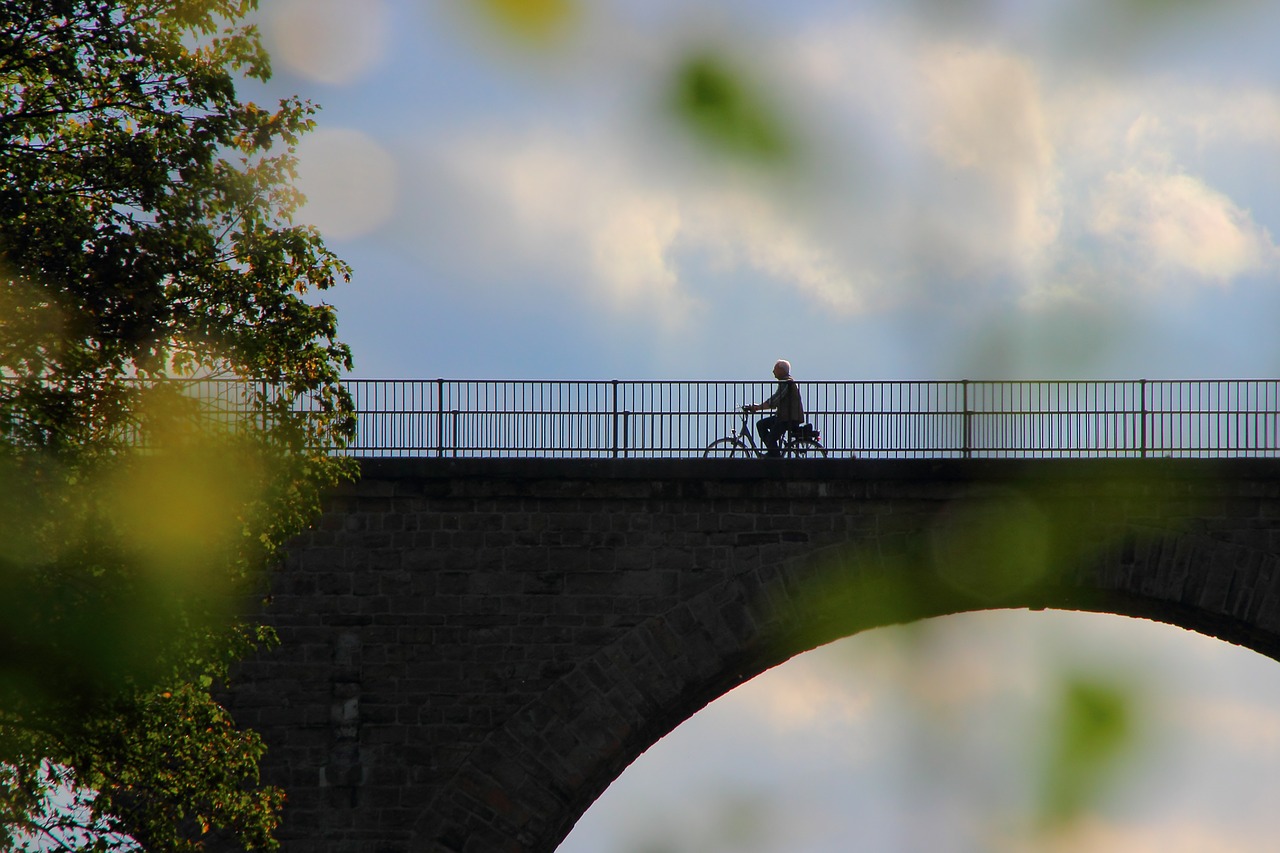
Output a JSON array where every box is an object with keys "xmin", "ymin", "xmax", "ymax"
[{"xmin": 475, "ymin": 0, "xmax": 577, "ymax": 45}]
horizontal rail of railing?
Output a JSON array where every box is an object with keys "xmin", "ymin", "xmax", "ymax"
[{"xmin": 332, "ymin": 379, "xmax": 1280, "ymax": 459}]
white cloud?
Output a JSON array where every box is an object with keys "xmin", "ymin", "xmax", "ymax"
[
  {"xmin": 680, "ymin": 191, "xmax": 874, "ymax": 313},
  {"xmin": 264, "ymin": 0, "xmax": 390, "ymax": 85},
  {"xmin": 1091, "ymin": 169, "xmax": 1275, "ymax": 282},
  {"xmin": 589, "ymin": 195, "xmax": 682, "ymax": 301},
  {"xmin": 789, "ymin": 19, "xmax": 1280, "ymax": 305},
  {"xmin": 1003, "ymin": 817, "xmax": 1259, "ymax": 853},
  {"xmin": 1156, "ymin": 85, "xmax": 1280, "ymax": 152},
  {"xmin": 734, "ymin": 651, "xmax": 873, "ymax": 732},
  {"xmin": 1045, "ymin": 77, "xmax": 1280, "ymax": 294},
  {"xmin": 784, "ymin": 21, "xmax": 1066, "ymax": 287},
  {"xmin": 1168, "ymin": 695, "xmax": 1280, "ymax": 755},
  {"xmin": 295, "ymin": 128, "xmax": 398, "ymax": 239},
  {"xmin": 423, "ymin": 129, "xmax": 697, "ymax": 322},
  {"xmin": 917, "ymin": 43, "xmax": 1062, "ymax": 271},
  {"xmin": 411, "ymin": 126, "xmax": 873, "ymax": 320},
  {"xmin": 392, "ymin": 14, "xmax": 1280, "ymax": 331}
]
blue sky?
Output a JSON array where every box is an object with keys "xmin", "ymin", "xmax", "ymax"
[{"xmin": 246, "ymin": 2, "xmax": 1280, "ymax": 850}]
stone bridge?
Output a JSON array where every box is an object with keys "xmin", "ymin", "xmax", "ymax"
[{"xmin": 222, "ymin": 457, "xmax": 1280, "ymax": 852}]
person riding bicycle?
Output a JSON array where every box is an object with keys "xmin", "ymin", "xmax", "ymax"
[{"xmin": 744, "ymin": 359, "xmax": 805, "ymax": 457}]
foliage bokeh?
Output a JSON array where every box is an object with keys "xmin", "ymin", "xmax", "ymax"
[{"xmin": 1, "ymin": 0, "xmax": 355, "ymax": 848}]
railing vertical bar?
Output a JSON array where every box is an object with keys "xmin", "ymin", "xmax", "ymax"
[
  {"xmin": 1140, "ymin": 378, "xmax": 1147, "ymax": 458},
  {"xmin": 611, "ymin": 379, "xmax": 619, "ymax": 459},
  {"xmin": 435, "ymin": 378, "xmax": 444, "ymax": 457}
]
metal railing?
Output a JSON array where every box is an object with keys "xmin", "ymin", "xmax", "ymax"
[
  {"xmin": 332, "ymin": 379, "xmax": 1280, "ymax": 459},
  {"xmin": 1, "ymin": 377, "xmax": 338, "ymax": 448}
]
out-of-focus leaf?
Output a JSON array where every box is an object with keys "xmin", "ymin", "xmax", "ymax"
[
  {"xmin": 1, "ymin": 0, "xmax": 355, "ymax": 846},
  {"xmin": 930, "ymin": 489, "xmax": 1052, "ymax": 602},
  {"xmin": 1115, "ymin": 0, "xmax": 1237, "ymax": 16},
  {"xmin": 669, "ymin": 51, "xmax": 794, "ymax": 166},
  {"xmin": 1038, "ymin": 675, "xmax": 1136, "ymax": 827},
  {"xmin": 474, "ymin": 0, "xmax": 578, "ymax": 45}
]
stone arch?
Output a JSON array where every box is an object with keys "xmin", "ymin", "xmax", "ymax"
[{"xmin": 419, "ymin": 525, "xmax": 1280, "ymax": 851}]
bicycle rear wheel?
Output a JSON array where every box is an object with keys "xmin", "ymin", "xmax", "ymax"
[
  {"xmin": 785, "ymin": 438, "xmax": 828, "ymax": 458},
  {"xmin": 704, "ymin": 437, "xmax": 750, "ymax": 458}
]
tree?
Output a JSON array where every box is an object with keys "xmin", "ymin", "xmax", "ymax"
[{"xmin": 0, "ymin": 1, "xmax": 354, "ymax": 848}]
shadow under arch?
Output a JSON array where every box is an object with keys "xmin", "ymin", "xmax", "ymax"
[{"xmin": 419, "ymin": 522, "xmax": 1280, "ymax": 852}]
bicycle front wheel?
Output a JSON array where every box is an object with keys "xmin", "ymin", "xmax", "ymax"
[
  {"xmin": 704, "ymin": 437, "xmax": 750, "ymax": 458},
  {"xmin": 785, "ymin": 438, "xmax": 828, "ymax": 458}
]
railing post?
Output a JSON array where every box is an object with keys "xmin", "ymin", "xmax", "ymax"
[
  {"xmin": 962, "ymin": 379, "xmax": 971, "ymax": 459},
  {"xmin": 611, "ymin": 379, "xmax": 619, "ymax": 459},
  {"xmin": 1140, "ymin": 378, "xmax": 1148, "ymax": 458},
  {"xmin": 435, "ymin": 378, "xmax": 444, "ymax": 458}
]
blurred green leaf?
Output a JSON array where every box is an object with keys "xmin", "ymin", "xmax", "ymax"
[
  {"xmin": 1117, "ymin": 0, "xmax": 1233, "ymax": 15},
  {"xmin": 930, "ymin": 489, "xmax": 1052, "ymax": 602},
  {"xmin": 1038, "ymin": 675, "xmax": 1136, "ymax": 828},
  {"xmin": 1, "ymin": 0, "xmax": 356, "ymax": 847},
  {"xmin": 669, "ymin": 52, "xmax": 794, "ymax": 165}
]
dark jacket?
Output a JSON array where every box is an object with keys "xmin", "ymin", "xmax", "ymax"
[{"xmin": 762, "ymin": 378, "xmax": 804, "ymax": 423}]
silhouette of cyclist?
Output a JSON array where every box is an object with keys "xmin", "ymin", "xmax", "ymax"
[{"xmin": 744, "ymin": 359, "xmax": 805, "ymax": 457}]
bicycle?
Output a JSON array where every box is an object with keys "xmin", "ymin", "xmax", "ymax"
[{"xmin": 703, "ymin": 407, "xmax": 828, "ymax": 458}]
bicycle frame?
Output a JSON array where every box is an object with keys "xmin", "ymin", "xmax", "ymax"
[
  {"xmin": 729, "ymin": 411, "xmax": 764, "ymax": 455},
  {"xmin": 704, "ymin": 409, "xmax": 827, "ymax": 458}
]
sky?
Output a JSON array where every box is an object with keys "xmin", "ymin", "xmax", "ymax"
[
  {"xmin": 250, "ymin": 0, "xmax": 1280, "ymax": 382},
  {"xmin": 243, "ymin": 1, "xmax": 1280, "ymax": 850}
]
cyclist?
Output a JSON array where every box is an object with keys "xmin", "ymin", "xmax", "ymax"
[{"xmin": 744, "ymin": 359, "xmax": 805, "ymax": 457}]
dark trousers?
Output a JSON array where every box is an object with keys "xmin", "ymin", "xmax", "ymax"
[{"xmin": 757, "ymin": 417, "xmax": 798, "ymax": 457}]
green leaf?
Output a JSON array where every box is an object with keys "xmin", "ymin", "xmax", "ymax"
[
  {"xmin": 669, "ymin": 51, "xmax": 794, "ymax": 165},
  {"xmin": 1, "ymin": 0, "xmax": 354, "ymax": 848},
  {"xmin": 1037, "ymin": 675, "xmax": 1137, "ymax": 828}
]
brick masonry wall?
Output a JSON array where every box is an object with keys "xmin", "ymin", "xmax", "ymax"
[{"xmin": 221, "ymin": 458, "xmax": 1280, "ymax": 852}]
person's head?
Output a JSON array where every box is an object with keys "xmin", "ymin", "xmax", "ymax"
[{"xmin": 773, "ymin": 359, "xmax": 791, "ymax": 379}]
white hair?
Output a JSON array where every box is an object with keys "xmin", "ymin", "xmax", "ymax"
[{"xmin": 774, "ymin": 359, "xmax": 791, "ymax": 375}]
